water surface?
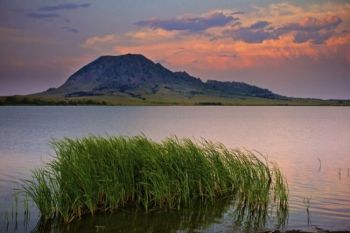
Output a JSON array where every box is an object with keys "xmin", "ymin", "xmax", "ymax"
[{"xmin": 0, "ymin": 106, "xmax": 349, "ymax": 232}]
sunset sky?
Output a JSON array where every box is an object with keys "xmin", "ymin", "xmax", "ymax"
[{"xmin": 1, "ymin": 0, "xmax": 350, "ymax": 99}]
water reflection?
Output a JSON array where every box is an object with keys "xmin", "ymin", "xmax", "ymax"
[
  {"xmin": 1, "ymin": 106, "xmax": 350, "ymax": 232},
  {"xmin": 30, "ymin": 195, "xmax": 287, "ymax": 233},
  {"xmin": 31, "ymin": 199, "xmax": 232, "ymax": 233}
]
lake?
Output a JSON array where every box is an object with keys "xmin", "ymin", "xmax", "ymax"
[{"xmin": 0, "ymin": 106, "xmax": 349, "ymax": 232}]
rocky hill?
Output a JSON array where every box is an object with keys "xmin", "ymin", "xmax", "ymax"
[{"xmin": 42, "ymin": 54, "xmax": 283, "ymax": 100}]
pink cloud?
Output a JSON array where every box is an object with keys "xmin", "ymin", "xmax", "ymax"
[{"xmin": 82, "ymin": 3, "xmax": 350, "ymax": 73}]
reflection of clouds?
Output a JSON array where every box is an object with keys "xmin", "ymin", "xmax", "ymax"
[
  {"xmin": 1, "ymin": 107, "xmax": 350, "ymax": 230},
  {"xmin": 276, "ymin": 151, "xmax": 350, "ymax": 225},
  {"xmin": 0, "ymin": 152, "xmax": 49, "ymax": 181}
]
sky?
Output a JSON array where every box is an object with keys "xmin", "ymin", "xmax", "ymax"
[{"xmin": 0, "ymin": 0, "xmax": 350, "ymax": 99}]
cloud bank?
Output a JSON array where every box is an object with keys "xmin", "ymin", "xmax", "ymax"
[
  {"xmin": 26, "ymin": 3, "xmax": 91, "ymax": 19},
  {"xmin": 83, "ymin": 2, "xmax": 350, "ymax": 73},
  {"xmin": 136, "ymin": 12, "xmax": 239, "ymax": 32},
  {"xmin": 37, "ymin": 3, "xmax": 91, "ymax": 12},
  {"xmin": 228, "ymin": 16, "xmax": 342, "ymax": 44}
]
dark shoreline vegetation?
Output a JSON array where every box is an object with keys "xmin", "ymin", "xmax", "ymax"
[
  {"xmin": 19, "ymin": 135, "xmax": 288, "ymax": 231},
  {"xmin": 1, "ymin": 95, "xmax": 350, "ymax": 106}
]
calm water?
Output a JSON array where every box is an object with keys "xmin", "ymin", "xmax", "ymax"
[{"xmin": 0, "ymin": 106, "xmax": 349, "ymax": 232}]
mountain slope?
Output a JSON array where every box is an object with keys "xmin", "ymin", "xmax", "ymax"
[{"xmin": 42, "ymin": 54, "xmax": 283, "ymax": 101}]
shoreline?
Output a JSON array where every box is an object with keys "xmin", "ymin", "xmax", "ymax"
[
  {"xmin": 1, "ymin": 95, "xmax": 350, "ymax": 106},
  {"xmin": 265, "ymin": 231, "xmax": 350, "ymax": 233}
]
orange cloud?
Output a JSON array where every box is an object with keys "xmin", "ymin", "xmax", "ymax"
[{"xmin": 82, "ymin": 2, "xmax": 350, "ymax": 73}]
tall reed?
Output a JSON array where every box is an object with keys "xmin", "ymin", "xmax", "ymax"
[{"xmin": 21, "ymin": 135, "xmax": 288, "ymax": 226}]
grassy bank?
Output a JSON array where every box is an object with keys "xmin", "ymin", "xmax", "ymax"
[
  {"xmin": 21, "ymin": 135, "xmax": 288, "ymax": 227},
  {"xmin": 1, "ymin": 94, "xmax": 350, "ymax": 106}
]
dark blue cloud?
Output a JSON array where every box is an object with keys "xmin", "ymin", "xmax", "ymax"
[
  {"xmin": 25, "ymin": 3, "xmax": 90, "ymax": 20},
  {"xmin": 136, "ymin": 13, "xmax": 239, "ymax": 32},
  {"xmin": 62, "ymin": 26, "xmax": 79, "ymax": 33},
  {"xmin": 229, "ymin": 16, "xmax": 342, "ymax": 44},
  {"xmin": 249, "ymin": 21, "xmax": 270, "ymax": 29},
  {"xmin": 37, "ymin": 3, "xmax": 90, "ymax": 12},
  {"xmin": 278, "ymin": 16, "xmax": 342, "ymax": 44},
  {"xmin": 232, "ymin": 27, "xmax": 278, "ymax": 43},
  {"xmin": 227, "ymin": 21, "xmax": 277, "ymax": 43},
  {"xmin": 27, "ymin": 12, "xmax": 60, "ymax": 19},
  {"xmin": 294, "ymin": 30, "xmax": 334, "ymax": 44},
  {"xmin": 281, "ymin": 16, "xmax": 341, "ymax": 32}
]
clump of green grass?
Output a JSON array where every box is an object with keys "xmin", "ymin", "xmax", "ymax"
[{"xmin": 21, "ymin": 135, "xmax": 288, "ymax": 225}]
